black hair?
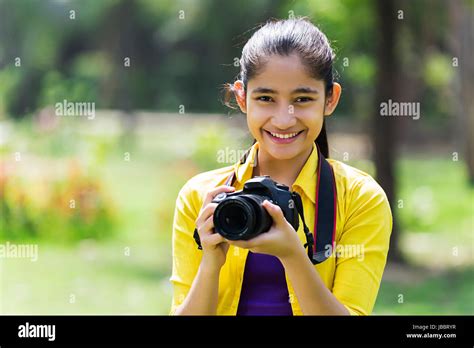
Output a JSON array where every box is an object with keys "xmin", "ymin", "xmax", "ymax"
[{"xmin": 225, "ymin": 17, "xmax": 336, "ymax": 158}]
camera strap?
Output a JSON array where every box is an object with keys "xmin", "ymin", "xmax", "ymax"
[
  {"xmin": 193, "ymin": 146, "xmax": 337, "ymax": 265},
  {"xmin": 304, "ymin": 146, "xmax": 337, "ymax": 264}
]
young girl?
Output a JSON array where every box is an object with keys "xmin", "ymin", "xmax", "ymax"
[{"xmin": 170, "ymin": 18, "xmax": 392, "ymax": 316}]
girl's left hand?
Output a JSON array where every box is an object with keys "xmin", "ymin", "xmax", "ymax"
[{"xmin": 225, "ymin": 200, "xmax": 305, "ymax": 260}]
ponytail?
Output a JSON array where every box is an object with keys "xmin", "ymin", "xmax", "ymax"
[{"xmin": 315, "ymin": 121, "xmax": 329, "ymax": 158}]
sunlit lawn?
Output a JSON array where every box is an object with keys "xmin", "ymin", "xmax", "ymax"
[
  {"xmin": 1, "ymin": 116, "xmax": 473, "ymax": 314},
  {"xmin": 374, "ymin": 266, "xmax": 473, "ymax": 315}
]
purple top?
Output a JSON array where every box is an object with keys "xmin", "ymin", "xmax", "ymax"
[{"xmin": 237, "ymin": 252, "xmax": 293, "ymax": 316}]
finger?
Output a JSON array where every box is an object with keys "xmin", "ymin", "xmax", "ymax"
[
  {"xmin": 200, "ymin": 216, "xmax": 227, "ymax": 248},
  {"xmin": 243, "ymin": 229, "xmax": 271, "ymax": 244},
  {"xmin": 262, "ymin": 200, "xmax": 286, "ymax": 225},
  {"xmin": 197, "ymin": 185, "xmax": 236, "ymax": 226},
  {"xmin": 195, "ymin": 203, "xmax": 218, "ymax": 227},
  {"xmin": 206, "ymin": 232, "xmax": 227, "ymax": 247},
  {"xmin": 199, "ymin": 214, "xmax": 216, "ymax": 237},
  {"xmin": 202, "ymin": 185, "xmax": 236, "ymax": 207}
]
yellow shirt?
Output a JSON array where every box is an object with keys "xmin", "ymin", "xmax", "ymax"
[{"xmin": 170, "ymin": 142, "xmax": 392, "ymax": 315}]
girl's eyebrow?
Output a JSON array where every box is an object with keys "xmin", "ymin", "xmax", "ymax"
[
  {"xmin": 292, "ymin": 87, "xmax": 319, "ymax": 94},
  {"xmin": 251, "ymin": 87, "xmax": 276, "ymax": 94},
  {"xmin": 251, "ymin": 87, "xmax": 319, "ymax": 94}
]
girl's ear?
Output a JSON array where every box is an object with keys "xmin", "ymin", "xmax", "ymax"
[
  {"xmin": 323, "ymin": 82, "xmax": 342, "ymax": 116},
  {"xmin": 233, "ymin": 80, "xmax": 247, "ymax": 114}
]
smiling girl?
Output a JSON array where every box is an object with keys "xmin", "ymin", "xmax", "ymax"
[{"xmin": 170, "ymin": 18, "xmax": 392, "ymax": 315}]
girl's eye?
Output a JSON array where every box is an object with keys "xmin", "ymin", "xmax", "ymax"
[
  {"xmin": 295, "ymin": 96, "xmax": 314, "ymax": 103},
  {"xmin": 256, "ymin": 96, "xmax": 273, "ymax": 102}
]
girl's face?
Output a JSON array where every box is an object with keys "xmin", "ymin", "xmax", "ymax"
[{"xmin": 234, "ymin": 54, "xmax": 341, "ymax": 161}]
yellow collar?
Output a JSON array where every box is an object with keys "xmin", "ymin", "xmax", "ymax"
[{"xmin": 233, "ymin": 142, "xmax": 319, "ymax": 203}]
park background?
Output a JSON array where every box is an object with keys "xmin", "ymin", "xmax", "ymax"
[{"xmin": 0, "ymin": 0, "xmax": 473, "ymax": 314}]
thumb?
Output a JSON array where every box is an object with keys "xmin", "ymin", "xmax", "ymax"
[{"xmin": 262, "ymin": 200, "xmax": 286, "ymax": 225}]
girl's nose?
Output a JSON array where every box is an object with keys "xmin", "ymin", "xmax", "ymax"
[{"xmin": 271, "ymin": 104, "xmax": 297, "ymax": 129}]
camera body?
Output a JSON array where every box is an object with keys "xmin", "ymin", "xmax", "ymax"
[{"xmin": 212, "ymin": 176, "xmax": 300, "ymax": 240}]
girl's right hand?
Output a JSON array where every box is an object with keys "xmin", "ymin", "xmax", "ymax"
[{"xmin": 195, "ymin": 185, "xmax": 236, "ymax": 271}]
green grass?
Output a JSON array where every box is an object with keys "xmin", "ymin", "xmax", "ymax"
[
  {"xmin": 374, "ymin": 267, "xmax": 474, "ymax": 315},
  {"xmin": 0, "ymin": 242, "xmax": 172, "ymax": 314},
  {"xmin": 396, "ymin": 158, "xmax": 473, "ymax": 237}
]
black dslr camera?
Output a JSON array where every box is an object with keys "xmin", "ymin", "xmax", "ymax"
[{"xmin": 212, "ymin": 176, "xmax": 300, "ymax": 240}]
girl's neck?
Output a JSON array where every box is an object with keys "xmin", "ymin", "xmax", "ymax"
[{"xmin": 252, "ymin": 145, "xmax": 314, "ymax": 187}]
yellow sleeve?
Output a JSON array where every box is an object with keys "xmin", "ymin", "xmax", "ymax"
[
  {"xmin": 332, "ymin": 176, "xmax": 393, "ymax": 316},
  {"xmin": 169, "ymin": 182, "xmax": 203, "ymax": 315}
]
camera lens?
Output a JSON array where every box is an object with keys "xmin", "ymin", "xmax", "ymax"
[
  {"xmin": 214, "ymin": 197, "xmax": 255, "ymax": 240},
  {"xmin": 246, "ymin": 195, "xmax": 272, "ymax": 236},
  {"xmin": 223, "ymin": 206, "xmax": 247, "ymax": 231},
  {"xmin": 213, "ymin": 195, "xmax": 272, "ymax": 240}
]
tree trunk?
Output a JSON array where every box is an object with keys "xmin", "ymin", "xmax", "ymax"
[
  {"xmin": 449, "ymin": 0, "xmax": 474, "ymax": 186},
  {"xmin": 460, "ymin": 3, "xmax": 474, "ymax": 185},
  {"xmin": 373, "ymin": 0, "xmax": 405, "ymax": 263},
  {"xmin": 99, "ymin": 0, "xmax": 137, "ymax": 150}
]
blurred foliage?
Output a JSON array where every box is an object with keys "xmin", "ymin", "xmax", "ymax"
[
  {"xmin": 0, "ymin": 0, "xmax": 463, "ymax": 124},
  {"xmin": 190, "ymin": 123, "xmax": 247, "ymax": 172},
  {"xmin": 0, "ymin": 117, "xmax": 119, "ymax": 242},
  {"xmin": 0, "ymin": 164, "xmax": 117, "ymax": 242},
  {"xmin": 38, "ymin": 70, "xmax": 98, "ymax": 108}
]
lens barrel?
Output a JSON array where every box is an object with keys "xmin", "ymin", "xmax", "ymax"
[{"xmin": 213, "ymin": 194, "xmax": 272, "ymax": 240}]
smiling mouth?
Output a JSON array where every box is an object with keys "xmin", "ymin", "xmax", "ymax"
[{"xmin": 264, "ymin": 130, "xmax": 304, "ymax": 139}]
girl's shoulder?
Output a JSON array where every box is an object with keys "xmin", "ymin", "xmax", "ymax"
[
  {"xmin": 328, "ymin": 159, "xmax": 393, "ymax": 241},
  {"xmin": 327, "ymin": 159, "xmax": 390, "ymax": 204}
]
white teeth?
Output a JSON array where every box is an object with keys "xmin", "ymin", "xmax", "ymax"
[{"xmin": 270, "ymin": 131, "xmax": 299, "ymax": 139}]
